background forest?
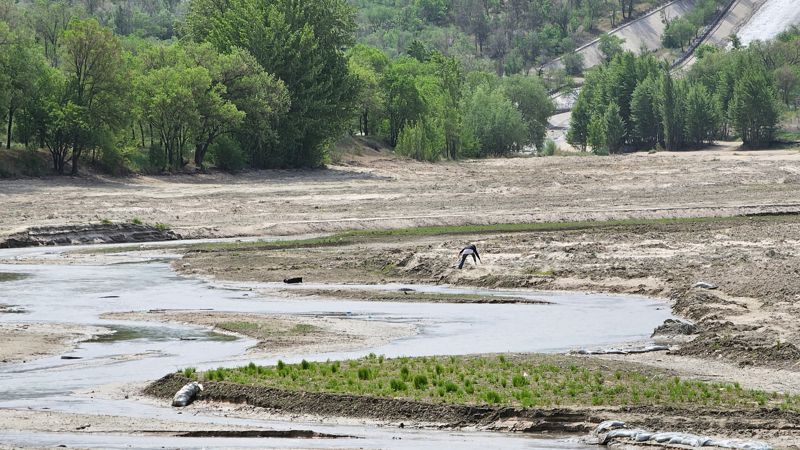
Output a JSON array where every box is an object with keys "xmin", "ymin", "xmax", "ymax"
[{"xmin": 0, "ymin": 0, "xmax": 798, "ymax": 176}]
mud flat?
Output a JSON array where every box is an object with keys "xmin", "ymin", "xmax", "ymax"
[
  {"xmin": 177, "ymin": 215, "xmax": 800, "ymax": 374},
  {"xmin": 277, "ymin": 288, "xmax": 552, "ymax": 305},
  {"xmin": 2, "ymin": 148, "xmax": 799, "ymax": 240},
  {"xmin": 0, "ymin": 223, "xmax": 180, "ymax": 248},
  {"xmin": 102, "ymin": 310, "xmax": 416, "ymax": 358},
  {"xmin": 0, "ymin": 322, "xmax": 109, "ymax": 363}
]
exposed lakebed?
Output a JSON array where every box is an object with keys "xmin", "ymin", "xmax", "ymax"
[{"xmin": 0, "ymin": 243, "xmax": 672, "ymax": 448}]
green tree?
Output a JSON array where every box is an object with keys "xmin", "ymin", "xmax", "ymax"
[
  {"xmin": 562, "ymin": 52, "xmax": 584, "ymax": 76},
  {"xmin": 502, "ymin": 74, "xmax": 554, "ymax": 151},
  {"xmin": 587, "ymin": 112, "xmax": 606, "ymax": 153},
  {"xmin": 395, "ymin": 117, "xmax": 444, "ymax": 161},
  {"xmin": 463, "ymin": 85, "xmax": 527, "ymax": 156},
  {"xmin": 186, "ymin": 0, "xmax": 359, "ymax": 167},
  {"xmin": 729, "ymin": 69, "xmax": 780, "ymax": 148},
  {"xmin": 662, "ymin": 17, "xmax": 694, "ymax": 51},
  {"xmin": 604, "ymin": 102, "xmax": 625, "ymax": 153},
  {"xmin": 661, "ymin": 71, "xmax": 682, "ymax": 151},
  {"xmin": 599, "ymin": 34, "xmax": 625, "ymax": 62},
  {"xmin": 774, "ymin": 65, "xmax": 799, "ymax": 106},
  {"xmin": 1, "ymin": 28, "xmax": 47, "ymax": 149},
  {"xmin": 684, "ymin": 83, "xmax": 719, "ymax": 146},
  {"xmin": 432, "ymin": 52, "xmax": 464, "ymax": 159},
  {"xmin": 60, "ymin": 18, "xmax": 129, "ymax": 174},
  {"xmin": 348, "ymin": 44, "xmax": 389, "ymax": 136},
  {"xmin": 29, "ymin": 0, "xmax": 76, "ymax": 67},
  {"xmin": 137, "ymin": 66, "xmax": 201, "ymax": 170},
  {"xmin": 630, "ymin": 75, "xmax": 662, "ymax": 146},
  {"xmin": 383, "ymin": 57, "xmax": 427, "ymax": 147}
]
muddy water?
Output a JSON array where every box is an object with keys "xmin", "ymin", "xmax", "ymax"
[{"xmin": 0, "ymin": 244, "xmax": 672, "ymax": 448}]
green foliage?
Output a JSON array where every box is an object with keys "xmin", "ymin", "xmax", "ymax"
[
  {"xmin": 661, "ymin": 17, "xmax": 694, "ymax": 51},
  {"xmin": 562, "ymin": 52, "xmax": 585, "ymax": 76},
  {"xmin": 729, "ymin": 68, "xmax": 780, "ymax": 147},
  {"xmin": 603, "ymin": 102, "xmax": 625, "ymax": 153},
  {"xmin": 413, "ymin": 374, "xmax": 428, "ymax": 389},
  {"xmin": 390, "ymin": 378, "xmax": 408, "ymax": 391},
  {"xmin": 599, "ymin": 34, "xmax": 624, "ymax": 62},
  {"xmin": 463, "ymin": 85, "xmax": 528, "ymax": 156},
  {"xmin": 352, "ymin": 0, "xmax": 645, "ymax": 76},
  {"xmin": 210, "ymin": 135, "xmax": 246, "ymax": 172},
  {"xmin": 192, "ymin": 354, "xmax": 800, "ymax": 412},
  {"xmin": 502, "ymin": 75, "xmax": 554, "ymax": 151},
  {"xmin": 395, "ymin": 119, "xmax": 445, "ymax": 162},
  {"xmin": 186, "ymin": 0, "xmax": 358, "ymax": 168},
  {"xmin": 181, "ymin": 367, "xmax": 197, "ymax": 379},
  {"xmin": 663, "ymin": 0, "xmax": 723, "ymax": 50},
  {"xmin": 541, "ymin": 140, "xmax": 558, "ymax": 156},
  {"xmin": 684, "ymin": 83, "xmax": 720, "ymax": 146},
  {"xmin": 147, "ymin": 144, "xmax": 166, "ymax": 173},
  {"xmin": 630, "ymin": 76, "xmax": 662, "ymax": 147}
]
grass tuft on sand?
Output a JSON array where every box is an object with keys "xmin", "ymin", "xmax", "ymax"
[{"xmin": 182, "ymin": 354, "xmax": 800, "ymax": 411}]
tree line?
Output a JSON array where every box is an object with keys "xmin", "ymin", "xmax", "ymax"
[
  {"xmin": 1, "ymin": 0, "xmax": 558, "ymax": 175},
  {"xmin": 349, "ymin": 43, "xmax": 554, "ymax": 161},
  {"xmin": 567, "ymin": 28, "xmax": 800, "ymax": 153}
]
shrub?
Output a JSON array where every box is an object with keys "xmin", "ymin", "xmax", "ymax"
[
  {"xmin": 210, "ymin": 135, "xmax": 247, "ymax": 171},
  {"xmin": 413, "ymin": 374, "xmax": 428, "ymax": 389},
  {"xmin": 484, "ymin": 390, "xmax": 502, "ymax": 404},
  {"xmin": 390, "ymin": 379, "xmax": 408, "ymax": 391},
  {"xmin": 563, "ymin": 52, "xmax": 584, "ymax": 76},
  {"xmin": 541, "ymin": 140, "xmax": 558, "ymax": 156},
  {"xmin": 148, "ymin": 144, "xmax": 167, "ymax": 171}
]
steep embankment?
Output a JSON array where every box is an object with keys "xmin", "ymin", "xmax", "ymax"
[{"xmin": 546, "ymin": 0, "xmax": 697, "ymax": 71}]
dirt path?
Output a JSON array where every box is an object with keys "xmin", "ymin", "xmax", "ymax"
[{"xmin": 2, "ymin": 147, "xmax": 799, "ymax": 239}]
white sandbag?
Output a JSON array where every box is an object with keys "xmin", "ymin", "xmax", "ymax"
[
  {"xmin": 172, "ymin": 381, "xmax": 204, "ymax": 407},
  {"xmin": 594, "ymin": 420, "xmax": 626, "ymax": 434}
]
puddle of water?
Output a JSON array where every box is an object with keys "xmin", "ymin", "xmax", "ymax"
[
  {"xmin": 0, "ymin": 430, "xmax": 594, "ymax": 450},
  {"xmin": 88, "ymin": 325, "xmax": 237, "ymax": 343}
]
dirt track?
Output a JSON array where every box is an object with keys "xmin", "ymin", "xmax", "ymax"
[{"xmin": 1, "ymin": 145, "xmax": 799, "ymax": 239}]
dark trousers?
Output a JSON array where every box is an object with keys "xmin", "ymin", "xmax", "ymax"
[{"xmin": 458, "ymin": 254, "xmax": 477, "ymax": 269}]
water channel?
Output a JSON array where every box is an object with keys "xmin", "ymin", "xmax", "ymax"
[{"xmin": 0, "ymin": 243, "xmax": 673, "ymax": 449}]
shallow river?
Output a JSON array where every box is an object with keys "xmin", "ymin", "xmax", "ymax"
[{"xmin": 0, "ymin": 244, "xmax": 673, "ymax": 449}]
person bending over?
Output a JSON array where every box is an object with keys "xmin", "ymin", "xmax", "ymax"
[{"xmin": 458, "ymin": 244, "xmax": 481, "ymax": 269}]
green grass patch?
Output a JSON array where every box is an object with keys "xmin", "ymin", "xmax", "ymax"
[
  {"xmin": 179, "ymin": 215, "xmax": 782, "ymax": 254},
  {"xmin": 187, "ymin": 354, "xmax": 800, "ymax": 411},
  {"xmin": 79, "ymin": 214, "xmax": 796, "ymax": 256}
]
